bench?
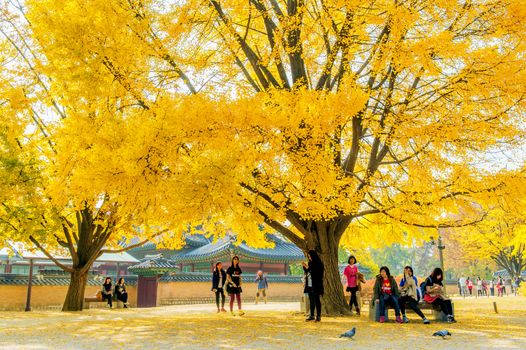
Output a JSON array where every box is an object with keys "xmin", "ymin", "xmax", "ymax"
[
  {"xmin": 83, "ymin": 296, "xmax": 124, "ymax": 309},
  {"xmin": 369, "ymin": 299, "xmax": 453, "ymax": 322}
]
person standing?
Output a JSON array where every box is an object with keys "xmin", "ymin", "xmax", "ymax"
[
  {"xmin": 489, "ymin": 279, "xmax": 495, "ymax": 296},
  {"xmin": 343, "ymin": 255, "xmax": 360, "ymax": 315},
  {"xmin": 115, "ymin": 277, "xmax": 129, "ymax": 308},
  {"xmin": 399, "ymin": 266, "xmax": 430, "ymax": 324},
  {"xmin": 101, "ymin": 277, "xmax": 113, "ymax": 308},
  {"xmin": 476, "ymin": 277, "xmax": 483, "ymax": 297},
  {"xmin": 255, "ymin": 270, "xmax": 269, "ymax": 304},
  {"xmin": 226, "ymin": 256, "xmax": 244, "ymax": 316},
  {"xmin": 373, "ymin": 266, "xmax": 403, "ymax": 323},
  {"xmin": 423, "ymin": 267, "xmax": 456, "ymax": 323},
  {"xmin": 467, "ymin": 277, "xmax": 473, "ymax": 296},
  {"xmin": 303, "ymin": 250, "xmax": 324, "ymax": 322},
  {"xmin": 458, "ymin": 276, "xmax": 467, "ymax": 297},
  {"xmin": 212, "ymin": 261, "xmax": 227, "ymax": 313}
]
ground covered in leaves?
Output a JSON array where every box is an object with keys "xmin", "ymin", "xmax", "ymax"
[{"xmin": 0, "ymin": 297, "xmax": 525, "ymax": 349}]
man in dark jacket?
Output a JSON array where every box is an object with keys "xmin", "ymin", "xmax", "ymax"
[{"xmin": 303, "ymin": 250, "xmax": 324, "ymax": 322}]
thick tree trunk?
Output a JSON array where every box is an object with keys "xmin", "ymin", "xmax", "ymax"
[
  {"xmin": 304, "ymin": 221, "xmax": 350, "ymax": 316},
  {"xmin": 62, "ymin": 269, "xmax": 88, "ymax": 311},
  {"xmin": 319, "ymin": 245, "xmax": 350, "ymax": 316}
]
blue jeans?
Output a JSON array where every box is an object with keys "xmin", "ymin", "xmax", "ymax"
[{"xmin": 379, "ymin": 294, "xmax": 400, "ymax": 317}]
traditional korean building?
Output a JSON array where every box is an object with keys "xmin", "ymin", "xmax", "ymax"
[{"xmin": 128, "ymin": 234, "xmax": 305, "ymax": 275}]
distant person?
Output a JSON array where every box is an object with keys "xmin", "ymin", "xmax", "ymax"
[
  {"xmin": 115, "ymin": 277, "xmax": 129, "ymax": 308},
  {"xmin": 212, "ymin": 261, "xmax": 227, "ymax": 313},
  {"xmin": 399, "ymin": 266, "xmax": 430, "ymax": 324},
  {"xmin": 489, "ymin": 279, "xmax": 495, "ymax": 296},
  {"xmin": 497, "ymin": 277, "xmax": 504, "ymax": 297},
  {"xmin": 467, "ymin": 277, "xmax": 473, "ymax": 296},
  {"xmin": 255, "ymin": 270, "xmax": 269, "ymax": 304},
  {"xmin": 476, "ymin": 277, "xmax": 482, "ymax": 296},
  {"xmin": 423, "ymin": 267, "xmax": 456, "ymax": 323},
  {"xmin": 482, "ymin": 279, "xmax": 488, "ymax": 296},
  {"xmin": 101, "ymin": 277, "xmax": 113, "ymax": 308},
  {"xmin": 458, "ymin": 276, "xmax": 467, "ymax": 296},
  {"xmin": 303, "ymin": 250, "xmax": 324, "ymax": 322},
  {"xmin": 226, "ymin": 256, "xmax": 244, "ymax": 315},
  {"xmin": 373, "ymin": 266, "xmax": 402, "ymax": 323},
  {"xmin": 343, "ymin": 255, "xmax": 360, "ymax": 315}
]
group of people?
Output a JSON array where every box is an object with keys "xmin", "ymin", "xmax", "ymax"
[
  {"xmin": 458, "ymin": 276, "xmax": 522, "ymax": 297},
  {"xmin": 101, "ymin": 277, "xmax": 129, "ymax": 308},
  {"xmin": 342, "ymin": 256, "xmax": 456, "ymax": 324}
]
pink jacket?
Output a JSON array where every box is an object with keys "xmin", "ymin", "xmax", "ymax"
[{"xmin": 344, "ymin": 264, "xmax": 358, "ymax": 287}]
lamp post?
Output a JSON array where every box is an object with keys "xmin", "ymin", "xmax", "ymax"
[{"xmin": 430, "ymin": 232, "xmax": 446, "ymax": 292}]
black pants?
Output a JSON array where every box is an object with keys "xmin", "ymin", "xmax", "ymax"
[
  {"xmin": 117, "ymin": 293, "xmax": 128, "ymax": 303},
  {"xmin": 348, "ymin": 287, "xmax": 359, "ymax": 311},
  {"xmin": 432, "ymin": 298, "xmax": 453, "ymax": 316},
  {"xmin": 399, "ymin": 295, "xmax": 426, "ymax": 319},
  {"xmin": 102, "ymin": 293, "xmax": 112, "ymax": 307},
  {"xmin": 215, "ymin": 288, "xmax": 225, "ymax": 309},
  {"xmin": 308, "ymin": 291, "xmax": 322, "ymax": 318}
]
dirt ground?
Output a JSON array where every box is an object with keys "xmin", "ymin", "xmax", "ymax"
[{"xmin": 0, "ymin": 296, "xmax": 524, "ymax": 349}]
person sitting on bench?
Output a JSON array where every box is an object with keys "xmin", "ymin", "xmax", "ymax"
[
  {"xmin": 399, "ymin": 266, "xmax": 430, "ymax": 324},
  {"xmin": 423, "ymin": 267, "xmax": 456, "ymax": 323},
  {"xmin": 115, "ymin": 277, "xmax": 129, "ymax": 308},
  {"xmin": 101, "ymin": 277, "xmax": 113, "ymax": 308},
  {"xmin": 373, "ymin": 266, "xmax": 402, "ymax": 323}
]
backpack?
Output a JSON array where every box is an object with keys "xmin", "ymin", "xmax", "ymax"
[{"xmin": 419, "ymin": 277, "xmax": 432, "ymax": 300}]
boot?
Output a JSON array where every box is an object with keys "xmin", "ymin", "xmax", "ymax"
[{"xmin": 356, "ymin": 308, "xmax": 360, "ymax": 316}]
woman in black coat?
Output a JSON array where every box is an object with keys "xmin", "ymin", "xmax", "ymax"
[
  {"xmin": 101, "ymin": 277, "xmax": 113, "ymax": 308},
  {"xmin": 115, "ymin": 277, "xmax": 129, "ymax": 308},
  {"xmin": 303, "ymin": 250, "xmax": 324, "ymax": 322},
  {"xmin": 211, "ymin": 261, "xmax": 227, "ymax": 312}
]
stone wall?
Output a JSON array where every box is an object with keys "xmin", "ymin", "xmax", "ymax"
[{"xmin": 0, "ymin": 284, "xmax": 137, "ymax": 311}]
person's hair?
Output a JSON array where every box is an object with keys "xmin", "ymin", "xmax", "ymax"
[
  {"xmin": 104, "ymin": 277, "xmax": 112, "ymax": 284},
  {"xmin": 430, "ymin": 267, "xmax": 443, "ymax": 282},
  {"xmin": 231, "ymin": 256, "xmax": 240, "ymax": 267},
  {"xmin": 117, "ymin": 277, "xmax": 125, "ymax": 285},
  {"xmin": 404, "ymin": 266, "xmax": 414, "ymax": 277},
  {"xmin": 307, "ymin": 250, "xmax": 322, "ymax": 266},
  {"xmin": 215, "ymin": 261, "xmax": 222, "ymax": 271},
  {"xmin": 348, "ymin": 255, "xmax": 357, "ymax": 264},
  {"xmin": 379, "ymin": 266, "xmax": 391, "ymax": 278}
]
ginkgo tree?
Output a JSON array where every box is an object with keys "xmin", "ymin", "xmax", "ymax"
[
  {"xmin": 17, "ymin": 0, "xmax": 526, "ymax": 314},
  {"xmin": 0, "ymin": 4, "xmax": 206, "ymax": 311}
]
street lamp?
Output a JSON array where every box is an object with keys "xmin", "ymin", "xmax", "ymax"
[{"xmin": 430, "ymin": 233, "xmax": 446, "ymax": 291}]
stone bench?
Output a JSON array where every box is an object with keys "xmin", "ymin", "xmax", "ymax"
[{"xmin": 369, "ymin": 299, "xmax": 453, "ymax": 322}]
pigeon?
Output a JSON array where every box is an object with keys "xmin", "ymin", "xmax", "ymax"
[
  {"xmin": 433, "ymin": 330, "xmax": 452, "ymax": 338},
  {"xmin": 339, "ymin": 327, "xmax": 356, "ymax": 339}
]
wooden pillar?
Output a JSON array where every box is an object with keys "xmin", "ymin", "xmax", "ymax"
[
  {"xmin": 191, "ymin": 263, "xmax": 195, "ymax": 272},
  {"xmin": 284, "ymin": 263, "xmax": 289, "ymax": 275}
]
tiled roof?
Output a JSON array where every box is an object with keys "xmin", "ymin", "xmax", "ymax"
[
  {"xmin": 128, "ymin": 255, "xmax": 179, "ymax": 276},
  {"xmin": 170, "ymin": 235, "xmax": 304, "ymax": 264},
  {"xmin": 160, "ymin": 272, "xmax": 302, "ymax": 284},
  {"xmin": 0, "ymin": 274, "xmax": 137, "ymax": 286}
]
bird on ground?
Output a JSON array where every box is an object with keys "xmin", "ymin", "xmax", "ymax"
[
  {"xmin": 433, "ymin": 330, "xmax": 452, "ymax": 338},
  {"xmin": 339, "ymin": 327, "xmax": 356, "ymax": 339}
]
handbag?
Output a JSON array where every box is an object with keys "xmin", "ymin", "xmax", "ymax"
[{"xmin": 96, "ymin": 290, "xmax": 102, "ymax": 301}]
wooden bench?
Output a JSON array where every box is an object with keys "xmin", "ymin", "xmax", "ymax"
[
  {"xmin": 83, "ymin": 296, "xmax": 124, "ymax": 309},
  {"xmin": 369, "ymin": 299, "xmax": 453, "ymax": 322}
]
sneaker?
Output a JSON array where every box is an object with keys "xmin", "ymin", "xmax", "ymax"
[
  {"xmin": 379, "ymin": 316, "xmax": 385, "ymax": 323},
  {"xmin": 423, "ymin": 318, "xmax": 430, "ymax": 324},
  {"xmin": 306, "ymin": 316, "xmax": 315, "ymax": 321},
  {"xmin": 356, "ymin": 309, "xmax": 360, "ymax": 316},
  {"xmin": 402, "ymin": 315, "xmax": 410, "ymax": 323},
  {"xmin": 217, "ymin": 309, "xmax": 221, "ymax": 313},
  {"xmin": 230, "ymin": 311, "xmax": 235, "ymax": 316},
  {"xmin": 238, "ymin": 311, "xmax": 245, "ymax": 316},
  {"xmin": 123, "ymin": 305, "xmax": 128, "ymax": 309},
  {"xmin": 396, "ymin": 316, "xmax": 403, "ymax": 324},
  {"xmin": 447, "ymin": 315, "xmax": 457, "ymax": 323},
  {"xmin": 315, "ymin": 317, "xmax": 321, "ymax": 322},
  {"xmin": 221, "ymin": 308, "xmax": 227, "ymax": 312}
]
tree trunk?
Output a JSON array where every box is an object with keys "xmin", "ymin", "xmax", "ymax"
[
  {"xmin": 319, "ymin": 245, "xmax": 350, "ymax": 316},
  {"xmin": 62, "ymin": 269, "xmax": 88, "ymax": 311},
  {"xmin": 305, "ymin": 221, "xmax": 350, "ymax": 316}
]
